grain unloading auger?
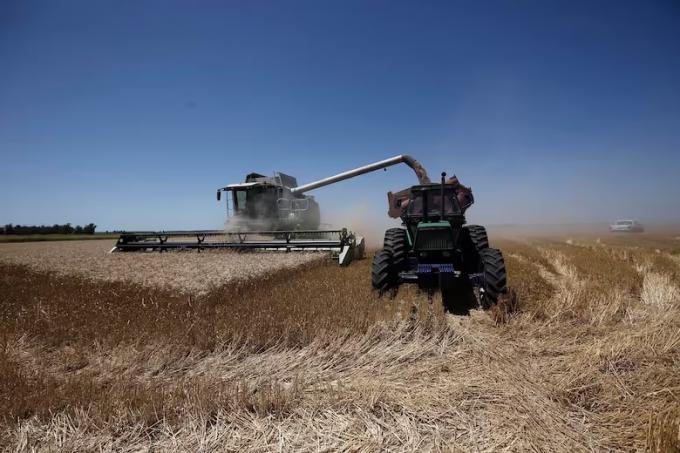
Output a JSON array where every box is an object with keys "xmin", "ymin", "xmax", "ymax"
[{"xmin": 111, "ymin": 155, "xmax": 430, "ymax": 266}]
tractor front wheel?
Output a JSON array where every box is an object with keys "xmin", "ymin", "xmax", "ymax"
[
  {"xmin": 383, "ymin": 228, "xmax": 408, "ymax": 271},
  {"xmin": 371, "ymin": 249, "xmax": 394, "ymax": 293},
  {"xmin": 465, "ymin": 225, "xmax": 489, "ymax": 251},
  {"xmin": 478, "ymin": 248, "xmax": 508, "ymax": 308}
]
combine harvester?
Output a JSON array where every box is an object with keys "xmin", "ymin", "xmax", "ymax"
[{"xmin": 112, "ymin": 155, "xmax": 430, "ymax": 266}]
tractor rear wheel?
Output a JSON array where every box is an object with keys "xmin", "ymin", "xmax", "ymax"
[
  {"xmin": 478, "ymin": 248, "xmax": 508, "ymax": 308},
  {"xmin": 371, "ymin": 249, "xmax": 394, "ymax": 292},
  {"xmin": 465, "ymin": 225, "xmax": 489, "ymax": 251},
  {"xmin": 384, "ymin": 228, "xmax": 408, "ymax": 270}
]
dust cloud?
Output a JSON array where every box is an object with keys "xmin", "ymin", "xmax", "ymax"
[{"xmin": 323, "ymin": 200, "xmax": 398, "ymax": 248}]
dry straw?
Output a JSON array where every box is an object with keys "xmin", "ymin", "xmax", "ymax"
[{"xmin": 1, "ymin": 234, "xmax": 679, "ymax": 451}]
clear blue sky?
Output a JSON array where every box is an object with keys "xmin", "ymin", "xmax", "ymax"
[{"xmin": 2, "ymin": 0, "xmax": 679, "ymax": 231}]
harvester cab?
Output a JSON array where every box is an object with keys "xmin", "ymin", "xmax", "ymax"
[
  {"xmin": 216, "ymin": 172, "xmax": 320, "ymax": 231},
  {"xmin": 374, "ymin": 172, "xmax": 507, "ymax": 310}
]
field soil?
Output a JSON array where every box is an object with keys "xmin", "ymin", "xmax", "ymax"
[{"xmin": 1, "ymin": 230, "xmax": 679, "ymax": 451}]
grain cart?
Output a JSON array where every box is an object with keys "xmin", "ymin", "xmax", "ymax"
[{"xmin": 372, "ymin": 172, "xmax": 508, "ymax": 308}]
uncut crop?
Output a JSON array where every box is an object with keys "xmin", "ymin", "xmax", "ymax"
[
  {"xmin": 1, "ymin": 234, "xmax": 679, "ymax": 452},
  {"xmin": 0, "ymin": 240, "xmax": 321, "ymax": 294}
]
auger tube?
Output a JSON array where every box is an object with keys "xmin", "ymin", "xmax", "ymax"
[{"xmin": 290, "ymin": 155, "xmax": 430, "ymax": 195}]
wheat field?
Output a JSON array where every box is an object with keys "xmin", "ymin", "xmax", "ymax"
[{"xmin": 1, "ymin": 231, "xmax": 679, "ymax": 452}]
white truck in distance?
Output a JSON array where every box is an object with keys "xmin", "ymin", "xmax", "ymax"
[{"xmin": 609, "ymin": 219, "xmax": 644, "ymax": 233}]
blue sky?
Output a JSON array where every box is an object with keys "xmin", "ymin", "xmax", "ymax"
[{"xmin": 1, "ymin": 0, "xmax": 679, "ymax": 231}]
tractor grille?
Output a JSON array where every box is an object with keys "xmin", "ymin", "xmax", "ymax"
[{"xmin": 415, "ymin": 228, "xmax": 454, "ymax": 251}]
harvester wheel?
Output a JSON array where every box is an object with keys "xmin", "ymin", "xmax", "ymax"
[
  {"xmin": 384, "ymin": 228, "xmax": 408, "ymax": 270},
  {"xmin": 372, "ymin": 249, "xmax": 394, "ymax": 292},
  {"xmin": 465, "ymin": 225, "xmax": 489, "ymax": 251},
  {"xmin": 478, "ymin": 248, "xmax": 508, "ymax": 308}
]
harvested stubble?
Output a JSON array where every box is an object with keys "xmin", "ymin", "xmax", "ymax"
[
  {"xmin": 0, "ymin": 240, "xmax": 321, "ymax": 294},
  {"xmin": 1, "ymin": 235, "xmax": 680, "ymax": 452}
]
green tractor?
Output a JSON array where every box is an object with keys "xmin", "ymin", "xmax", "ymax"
[{"xmin": 372, "ymin": 172, "xmax": 507, "ymax": 310}]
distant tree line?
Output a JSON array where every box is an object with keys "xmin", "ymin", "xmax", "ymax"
[{"xmin": 2, "ymin": 223, "xmax": 97, "ymax": 235}]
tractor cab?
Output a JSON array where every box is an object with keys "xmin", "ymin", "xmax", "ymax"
[
  {"xmin": 402, "ymin": 184, "xmax": 465, "ymax": 262},
  {"xmin": 399, "ymin": 174, "xmax": 468, "ymax": 258},
  {"xmin": 404, "ymin": 185, "xmax": 465, "ymax": 224}
]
